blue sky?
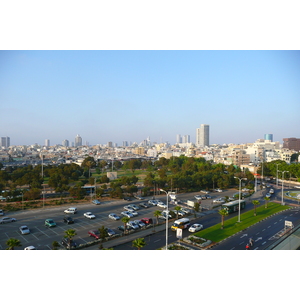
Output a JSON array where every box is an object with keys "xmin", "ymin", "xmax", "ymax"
[{"xmin": 1, "ymin": 50, "xmax": 300, "ymax": 146}]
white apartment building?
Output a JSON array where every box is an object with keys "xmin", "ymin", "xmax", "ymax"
[{"xmin": 196, "ymin": 124, "xmax": 209, "ymax": 147}]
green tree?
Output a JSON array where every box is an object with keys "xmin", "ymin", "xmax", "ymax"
[
  {"xmin": 99, "ymin": 225, "xmax": 109, "ymax": 239},
  {"xmin": 153, "ymin": 210, "xmax": 162, "ymax": 226},
  {"xmin": 194, "ymin": 202, "xmax": 200, "ymax": 212},
  {"xmin": 252, "ymin": 200, "xmax": 260, "ymax": 216},
  {"xmin": 64, "ymin": 229, "xmax": 77, "ymax": 249},
  {"xmin": 121, "ymin": 216, "xmax": 130, "ymax": 234},
  {"xmin": 218, "ymin": 208, "xmax": 229, "ymax": 230},
  {"xmin": 264, "ymin": 196, "xmax": 270, "ymax": 208},
  {"xmin": 174, "ymin": 206, "xmax": 182, "ymax": 219},
  {"xmin": 6, "ymin": 238, "xmax": 22, "ymax": 250},
  {"xmin": 52, "ymin": 241, "xmax": 60, "ymax": 250},
  {"xmin": 132, "ymin": 238, "xmax": 146, "ymax": 250}
]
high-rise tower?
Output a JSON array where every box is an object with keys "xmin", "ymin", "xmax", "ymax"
[
  {"xmin": 75, "ymin": 134, "xmax": 82, "ymax": 147},
  {"xmin": 196, "ymin": 124, "xmax": 209, "ymax": 147}
]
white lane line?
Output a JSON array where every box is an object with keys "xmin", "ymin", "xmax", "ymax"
[
  {"xmin": 262, "ymin": 229, "xmax": 265, "ymax": 231},
  {"xmin": 254, "ymin": 247, "xmax": 259, "ymax": 250},
  {"xmin": 268, "ymin": 226, "xmax": 271, "ymax": 228},
  {"xmin": 231, "ymin": 247, "xmax": 235, "ymax": 250},
  {"xmin": 262, "ymin": 241, "xmax": 266, "ymax": 245},
  {"xmin": 154, "ymin": 239, "xmax": 161, "ymax": 243},
  {"xmin": 31, "ymin": 233, "xmax": 40, "ymax": 240},
  {"xmin": 239, "ymin": 241, "xmax": 244, "ymax": 245},
  {"xmin": 35, "ymin": 227, "xmax": 50, "ymax": 237},
  {"xmin": 274, "ymin": 222, "xmax": 277, "ymax": 225}
]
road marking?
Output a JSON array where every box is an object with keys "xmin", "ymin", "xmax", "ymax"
[
  {"xmin": 46, "ymin": 245, "xmax": 52, "ymax": 250},
  {"xmin": 262, "ymin": 229, "xmax": 265, "ymax": 231},
  {"xmin": 268, "ymin": 226, "xmax": 271, "ymax": 228},
  {"xmin": 239, "ymin": 241, "xmax": 244, "ymax": 245},
  {"xmin": 35, "ymin": 227, "xmax": 50, "ymax": 237},
  {"xmin": 31, "ymin": 233, "xmax": 40, "ymax": 240},
  {"xmin": 154, "ymin": 239, "xmax": 161, "ymax": 243},
  {"xmin": 230, "ymin": 247, "xmax": 235, "ymax": 250},
  {"xmin": 279, "ymin": 219, "xmax": 283, "ymax": 221},
  {"xmin": 240, "ymin": 234, "xmax": 248, "ymax": 238},
  {"xmin": 274, "ymin": 222, "xmax": 277, "ymax": 224},
  {"xmin": 254, "ymin": 247, "xmax": 259, "ymax": 250},
  {"xmin": 255, "ymin": 232, "xmax": 260, "ymax": 235},
  {"xmin": 262, "ymin": 241, "xmax": 266, "ymax": 245}
]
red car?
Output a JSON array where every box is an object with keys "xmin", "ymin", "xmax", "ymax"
[
  {"xmin": 88, "ymin": 230, "xmax": 100, "ymax": 239},
  {"xmin": 140, "ymin": 218, "xmax": 153, "ymax": 225}
]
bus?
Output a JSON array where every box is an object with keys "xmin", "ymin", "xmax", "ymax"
[
  {"xmin": 171, "ymin": 218, "xmax": 190, "ymax": 231},
  {"xmin": 221, "ymin": 200, "xmax": 246, "ymax": 214}
]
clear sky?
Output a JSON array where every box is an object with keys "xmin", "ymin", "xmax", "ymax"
[{"xmin": 1, "ymin": 50, "xmax": 299, "ymax": 146}]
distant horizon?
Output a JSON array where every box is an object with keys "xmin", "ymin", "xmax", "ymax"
[{"xmin": 1, "ymin": 51, "xmax": 300, "ymax": 147}]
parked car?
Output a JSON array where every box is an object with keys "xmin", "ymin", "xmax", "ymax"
[
  {"xmin": 64, "ymin": 207, "xmax": 77, "ymax": 214},
  {"xmin": 265, "ymin": 193, "xmax": 271, "ymax": 198},
  {"xmin": 61, "ymin": 238, "xmax": 77, "ymax": 249},
  {"xmin": 19, "ymin": 225, "xmax": 30, "ymax": 235},
  {"xmin": 269, "ymin": 189, "xmax": 274, "ymax": 194},
  {"xmin": 123, "ymin": 197, "xmax": 133, "ymax": 201},
  {"xmin": 84, "ymin": 212, "xmax": 95, "ymax": 219},
  {"xmin": 106, "ymin": 228, "xmax": 116, "ymax": 236},
  {"xmin": 200, "ymin": 190, "xmax": 209, "ymax": 194},
  {"xmin": 148, "ymin": 199, "xmax": 158, "ymax": 206},
  {"xmin": 92, "ymin": 199, "xmax": 101, "ymax": 205},
  {"xmin": 130, "ymin": 204, "xmax": 140, "ymax": 210},
  {"xmin": 127, "ymin": 221, "xmax": 139, "ymax": 230},
  {"xmin": 124, "ymin": 205, "xmax": 135, "ymax": 212},
  {"xmin": 24, "ymin": 246, "xmax": 36, "ymax": 250},
  {"xmin": 133, "ymin": 220, "xmax": 146, "ymax": 228},
  {"xmin": 45, "ymin": 219, "xmax": 56, "ymax": 227},
  {"xmin": 173, "ymin": 210, "xmax": 185, "ymax": 217},
  {"xmin": 157, "ymin": 202, "xmax": 167, "ymax": 208},
  {"xmin": 140, "ymin": 217, "xmax": 153, "ymax": 225},
  {"xmin": 0, "ymin": 217, "xmax": 16, "ymax": 224},
  {"xmin": 121, "ymin": 211, "xmax": 133, "ymax": 218},
  {"xmin": 215, "ymin": 189, "xmax": 223, "ymax": 192},
  {"xmin": 189, "ymin": 223, "xmax": 203, "ymax": 232},
  {"xmin": 194, "ymin": 195, "xmax": 202, "ymax": 200},
  {"xmin": 181, "ymin": 208, "xmax": 191, "ymax": 214},
  {"xmin": 63, "ymin": 216, "xmax": 74, "ymax": 224},
  {"xmin": 117, "ymin": 225, "xmax": 134, "ymax": 232},
  {"xmin": 108, "ymin": 213, "xmax": 120, "ymax": 220},
  {"xmin": 88, "ymin": 230, "xmax": 101, "ymax": 239},
  {"xmin": 139, "ymin": 202, "xmax": 149, "ymax": 208},
  {"xmin": 0, "ymin": 209, "xmax": 4, "ymax": 216},
  {"xmin": 213, "ymin": 198, "xmax": 225, "ymax": 204},
  {"xmin": 130, "ymin": 210, "xmax": 138, "ymax": 216}
]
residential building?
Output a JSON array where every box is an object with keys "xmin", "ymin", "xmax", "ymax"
[
  {"xmin": 283, "ymin": 138, "xmax": 300, "ymax": 151},
  {"xmin": 75, "ymin": 134, "xmax": 82, "ymax": 147},
  {"xmin": 1, "ymin": 136, "xmax": 10, "ymax": 148}
]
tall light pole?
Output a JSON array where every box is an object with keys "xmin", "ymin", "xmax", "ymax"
[
  {"xmin": 279, "ymin": 171, "xmax": 289, "ymax": 206},
  {"xmin": 160, "ymin": 189, "xmax": 169, "ymax": 250},
  {"xmin": 234, "ymin": 177, "xmax": 247, "ymax": 222},
  {"xmin": 275, "ymin": 163, "xmax": 280, "ymax": 188}
]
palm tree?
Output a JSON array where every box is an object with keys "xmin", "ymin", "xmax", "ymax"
[
  {"xmin": 218, "ymin": 208, "xmax": 229, "ymax": 230},
  {"xmin": 132, "ymin": 238, "xmax": 146, "ymax": 250},
  {"xmin": 264, "ymin": 196, "xmax": 270, "ymax": 208},
  {"xmin": 121, "ymin": 216, "xmax": 130, "ymax": 234},
  {"xmin": 6, "ymin": 238, "xmax": 22, "ymax": 250},
  {"xmin": 174, "ymin": 205, "xmax": 181, "ymax": 219},
  {"xmin": 64, "ymin": 229, "xmax": 77, "ymax": 249},
  {"xmin": 99, "ymin": 225, "xmax": 108, "ymax": 239},
  {"xmin": 52, "ymin": 241, "xmax": 60, "ymax": 250},
  {"xmin": 252, "ymin": 200, "xmax": 260, "ymax": 216},
  {"xmin": 153, "ymin": 210, "xmax": 162, "ymax": 226}
]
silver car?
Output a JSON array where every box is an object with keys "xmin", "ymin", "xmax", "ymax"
[
  {"xmin": 0, "ymin": 217, "xmax": 16, "ymax": 224},
  {"xmin": 19, "ymin": 225, "xmax": 30, "ymax": 235}
]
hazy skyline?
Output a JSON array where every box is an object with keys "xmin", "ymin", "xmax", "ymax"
[{"xmin": 1, "ymin": 50, "xmax": 300, "ymax": 146}]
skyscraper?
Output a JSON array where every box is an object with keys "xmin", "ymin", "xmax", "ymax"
[
  {"xmin": 62, "ymin": 139, "xmax": 69, "ymax": 147},
  {"xmin": 1, "ymin": 136, "xmax": 10, "ymax": 148},
  {"xmin": 45, "ymin": 139, "xmax": 50, "ymax": 147},
  {"xmin": 264, "ymin": 134, "xmax": 273, "ymax": 142},
  {"xmin": 196, "ymin": 124, "xmax": 209, "ymax": 147},
  {"xmin": 75, "ymin": 134, "xmax": 82, "ymax": 147},
  {"xmin": 176, "ymin": 134, "xmax": 182, "ymax": 144}
]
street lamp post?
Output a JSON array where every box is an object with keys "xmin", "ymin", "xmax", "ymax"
[
  {"xmin": 160, "ymin": 189, "xmax": 169, "ymax": 250},
  {"xmin": 279, "ymin": 171, "xmax": 289, "ymax": 206},
  {"xmin": 234, "ymin": 177, "xmax": 247, "ymax": 222}
]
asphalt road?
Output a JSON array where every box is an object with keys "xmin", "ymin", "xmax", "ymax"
[{"xmin": 1, "ymin": 183, "xmax": 297, "ymax": 250}]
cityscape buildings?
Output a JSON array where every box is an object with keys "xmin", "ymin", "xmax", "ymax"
[
  {"xmin": 283, "ymin": 138, "xmax": 300, "ymax": 152},
  {"xmin": 75, "ymin": 134, "xmax": 82, "ymax": 147},
  {"xmin": 264, "ymin": 134, "xmax": 273, "ymax": 142}
]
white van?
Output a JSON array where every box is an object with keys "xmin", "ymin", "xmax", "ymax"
[{"xmin": 64, "ymin": 207, "xmax": 77, "ymax": 214}]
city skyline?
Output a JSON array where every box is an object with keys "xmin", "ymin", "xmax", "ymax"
[{"xmin": 1, "ymin": 51, "xmax": 300, "ymax": 146}]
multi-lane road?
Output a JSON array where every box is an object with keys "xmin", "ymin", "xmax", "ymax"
[{"xmin": 1, "ymin": 183, "xmax": 298, "ymax": 250}]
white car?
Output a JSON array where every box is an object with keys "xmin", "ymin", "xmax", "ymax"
[
  {"xmin": 189, "ymin": 223, "xmax": 203, "ymax": 232},
  {"xmin": 133, "ymin": 220, "xmax": 146, "ymax": 228},
  {"xmin": 108, "ymin": 213, "xmax": 120, "ymax": 220},
  {"xmin": 124, "ymin": 205, "xmax": 135, "ymax": 212},
  {"xmin": 130, "ymin": 210, "xmax": 138, "ymax": 216},
  {"xmin": 84, "ymin": 212, "xmax": 96, "ymax": 219},
  {"xmin": 181, "ymin": 207, "xmax": 191, "ymax": 214},
  {"xmin": 64, "ymin": 207, "xmax": 77, "ymax": 214},
  {"xmin": 127, "ymin": 221, "xmax": 139, "ymax": 230},
  {"xmin": 24, "ymin": 246, "xmax": 36, "ymax": 250},
  {"xmin": 19, "ymin": 225, "xmax": 30, "ymax": 235},
  {"xmin": 148, "ymin": 200, "xmax": 158, "ymax": 206},
  {"xmin": 0, "ymin": 217, "xmax": 16, "ymax": 224},
  {"xmin": 157, "ymin": 202, "xmax": 167, "ymax": 208},
  {"xmin": 215, "ymin": 189, "xmax": 223, "ymax": 192},
  {"xmin": 121, "ymin": 211, "xmax": 133, "ymax": 218},
  {"xmin": 213, "ymin": 198, "xmax": 225, "ymax": 204},
  {"xmin": 200, "ymin": 190, "xmax": 209, "ymax": 194},
  {"xmin": 265, "ymin": 193, "xmax": 271, "ymax": 198},
  {"xmin": 194, "ymin": 195, "xmax": 202, "ymax": 200}
]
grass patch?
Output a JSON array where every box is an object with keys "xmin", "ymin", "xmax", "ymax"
[{"xmin": 194, "ymin": 202, "xmax": 290, "ymax": 243}]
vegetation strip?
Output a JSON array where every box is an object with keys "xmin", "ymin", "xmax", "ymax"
[{"xmin": 194, "ymin": 202, "xmax": 290, "ymax": 243}]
